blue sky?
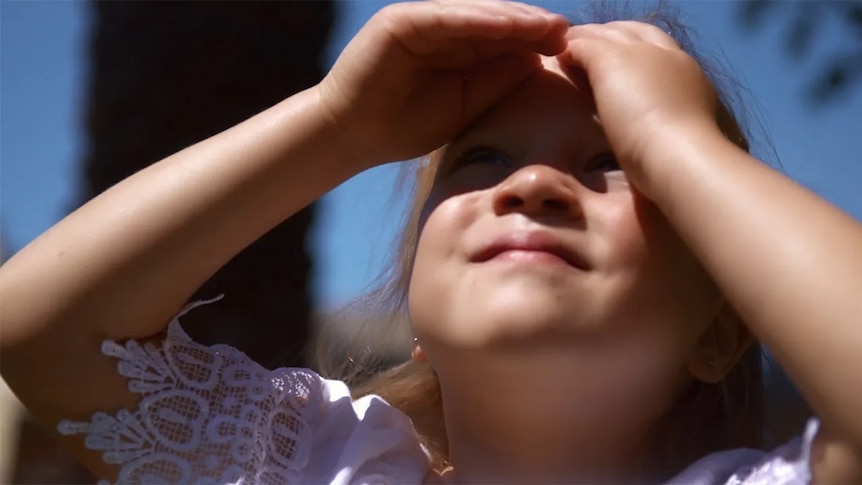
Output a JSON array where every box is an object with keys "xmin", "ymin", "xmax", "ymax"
[{"xmin": 2, "ymin": 1, "xmax": 860, "ymax": 311}]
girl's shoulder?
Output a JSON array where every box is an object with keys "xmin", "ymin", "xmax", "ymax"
[
  {"xmin": 58, "ymin": 299, "xmax": 429, "ymax": 485},
  {"xmin": 668, "ymin": 419, "xmax": 819, "ymax": 485}
]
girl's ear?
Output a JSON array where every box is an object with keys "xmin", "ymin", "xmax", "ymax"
[
  {"xmin": 411, "ymin": 341, "xmax": 427, "ymax": 362},
  {"xmin": 688, "ymin": 301, "xmax": 753, "ymax": 383}
]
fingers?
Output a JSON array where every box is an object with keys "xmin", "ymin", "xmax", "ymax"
[
  {"xmin": 555, "ymin": 36, "xmax": 606, "ymax": 77},
  {"xmin": 380, "ymin": 0, "xmax": 568, "ymax": 57},
  {"xmin": 565, "ymin": 21, "xmax": 680, "ymax": 50},
  {"xmin": 567, "ymin": 23, "xmax": 640, "ymax": 44},
  {"xmin": 556, "ymin": 21, "xmax": 681, "ymax": 76}
]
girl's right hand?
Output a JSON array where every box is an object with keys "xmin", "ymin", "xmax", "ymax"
[{"xmin": 317, "ymin": 0, "xmax": 569, "ymax": 169}]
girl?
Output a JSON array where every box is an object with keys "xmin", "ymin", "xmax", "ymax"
[{"xmin": 1, "ymin": 1, "xmax": 860, "ymax": 483}]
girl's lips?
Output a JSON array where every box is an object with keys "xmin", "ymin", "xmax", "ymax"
[
  {"xmin": 472, "ymin": 230, "xmax": 590, "ymax": 270},
  {"xmin": 486, "ymin": 248, "xmax": 572, "ymax": 266}
]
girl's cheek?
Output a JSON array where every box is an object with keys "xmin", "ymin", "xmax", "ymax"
[
  {"xmin": 593, "ymin": 193, "xmax": 655, "ymax": 269},
  {"xmin": 423, "ymin": 182, "xmax": 485, "ymax": 224},
  {"xmin": 434, "ymin": 196, "xmax": 478, "ymax": 234},
  {"xmin": 440, "ymin": 165, "xmax": 513, "ymax": 194},
  {"xmin": 417, "ymin": 185, "xmax": 455, "ymax": 234}
]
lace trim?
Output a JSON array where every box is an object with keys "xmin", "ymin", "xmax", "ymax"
[
  {"xmin": 58, "ymin": 297, "xmax": 323, "ymax": 485},
  {"xmin": 727, "ymin": 418, "xmax": 819, "ymax": 485}
]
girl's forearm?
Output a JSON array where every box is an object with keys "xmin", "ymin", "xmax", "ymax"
[
  {"xmin": 642, "ymin": 127, "xmax": 862, "ymax": 447},
  {"xmin": 0, "ymin": 86, "xmax": 360, "ymax": 346}
]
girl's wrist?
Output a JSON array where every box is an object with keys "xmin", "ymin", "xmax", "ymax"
[
  {"xmin": 307, "ymin": 83, "xmax": 384, "ymax": 175},
  {"xmin": 260, "ymin": 85, "xmax": 379, "ymax": 187},
  {"xmin": 632, "ymin": 120, "xmax": 736, "ymax": 204}
]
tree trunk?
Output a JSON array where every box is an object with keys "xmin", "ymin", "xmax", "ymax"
[{"xmin": 82, "ymin": 1, "xmax": 334, "ymax": 368}]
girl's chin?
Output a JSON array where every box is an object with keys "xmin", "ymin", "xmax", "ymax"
[
  {"xmin": 456, "ymin": 303, "xmax": 585, "ymax": 343},
  {"xmin": 469, "ymin": 284, "xmax": 583, "ymax": 318}
]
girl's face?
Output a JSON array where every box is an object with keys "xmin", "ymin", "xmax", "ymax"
[{"xmin": 408, "ymin": 57, "xmax": 721, "ymax": 400}]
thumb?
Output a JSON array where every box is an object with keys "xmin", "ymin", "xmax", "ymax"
[{"xmin": 461, "ymin": 53, "xmax": 542, "ymax": 124}]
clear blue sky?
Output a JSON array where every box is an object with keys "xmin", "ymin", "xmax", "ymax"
[{"xmin": 2, "ymin": 1, "xmax": 860, "ymax": 311}]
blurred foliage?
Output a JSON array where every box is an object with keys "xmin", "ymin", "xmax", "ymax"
[{"xmin": 739, "ymin": 0, "xmax": 862, "ymax": 105}]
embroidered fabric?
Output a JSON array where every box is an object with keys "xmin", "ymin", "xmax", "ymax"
[
  {"xmin": 57, "ymin": 297, "xmax": 819, "ymax": 485},
  {"xmin": 727, "ymin": 419, "xmax": 818, "ymax": 485},
  {"xmin": 58, "ymin": 297, "xmax": 323, "ymax": 485},
  {"xmin": 669, "ymin": 418, "xmax": 818, "ymax": 485}
]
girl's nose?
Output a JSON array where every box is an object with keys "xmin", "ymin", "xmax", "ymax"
[{"xmin": 492, "ymin": 164, "xmax": 582, "ymax": 219}]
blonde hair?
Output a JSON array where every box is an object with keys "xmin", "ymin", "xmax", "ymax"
[{"xmin": 315, "ymin": 2, "xmax": 765, "ymax": 478}]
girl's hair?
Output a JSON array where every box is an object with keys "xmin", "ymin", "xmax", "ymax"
[{"xmin": 316, "ymin": 2, "xmax": 766, "ymax": 479}]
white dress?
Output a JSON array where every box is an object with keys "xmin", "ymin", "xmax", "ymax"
[{"xmin": 58, "ymin": 300, "xmax": 818, "ymax": 484}]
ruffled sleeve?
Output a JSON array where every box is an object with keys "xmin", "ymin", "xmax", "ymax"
[
  {"xmin": 668, "ymin": 418, "xmax": 819, "ymax": 484},
  {"xmin": 57, "ymin": 298, "xmax": 429, "ymax": 485}
]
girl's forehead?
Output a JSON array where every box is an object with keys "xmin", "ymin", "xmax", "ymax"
[{"xmin": 449, "ymin": 64, "xmax": 599, "ymax": 148}]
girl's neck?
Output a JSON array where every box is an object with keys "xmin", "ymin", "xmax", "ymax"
[{"xmin": 435, "ymin": 351, "xmax": 655, "ymax": 484}]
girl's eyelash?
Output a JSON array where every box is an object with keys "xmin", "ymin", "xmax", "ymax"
[
  {"xmin": 586, "ymin": 153, "xmax": 621, "ymax": 172},
  {"xmin": 448, "ymin": 148, "xmax": 619, "ymax": 174},
  {"xmin": 450, "ymin": 146, "xmax": 512, "ymax": 170}
]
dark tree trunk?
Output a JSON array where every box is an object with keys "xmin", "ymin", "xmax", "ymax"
[{"xmin": 82, "ymin": 1, "xmax": 335, "ymax": 368}]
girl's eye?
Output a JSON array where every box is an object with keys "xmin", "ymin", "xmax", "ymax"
[
  {"xmin": 586, "ymin": 154, "xmax": 621, "ymax": 172},
  {"xmin": 450, "ymin": 146, "xmax": 512, "ymax": 171}
]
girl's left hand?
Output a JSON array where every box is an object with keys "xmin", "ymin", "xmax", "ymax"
[{"xmin": 556, "ymin": 22, "xmax": 722, "ymax": 190}]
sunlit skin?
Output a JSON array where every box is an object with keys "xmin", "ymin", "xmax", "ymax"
[
  {"xmin": 407, "ymin": 58, "xmax": 730, "ymax": 483},
  {"xmin": 1, "ymin": 1, "xmax": 859, "ymax": 482}
]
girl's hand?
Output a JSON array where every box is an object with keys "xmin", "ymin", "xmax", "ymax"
[
  {"xmin": 317, "ymin": 0, "xmax": 569, "ymax": 169},
  {"xmin": 556, "ymin": 22, "xmax": 721, "ymax": 189}
]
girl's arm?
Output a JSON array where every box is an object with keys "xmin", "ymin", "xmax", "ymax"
[
  {"xmin": 0, "ymin": 1, "xmax": 568, "ymax": 479},
  {"xmin": 0, "ymin": 87, "xmax": 358, "ymax": 473},
  {"xmin": 644, "ymin": 128, "xmax": 862, "ymax": 482},
  {"xmin": 559, "ymin": 21, "xmax": 862, "ymax": 483}
]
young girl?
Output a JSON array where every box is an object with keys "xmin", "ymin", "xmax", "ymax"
[{"xmin": 1, "ymin": 1, "xmax": 860, "ymax": 483}]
